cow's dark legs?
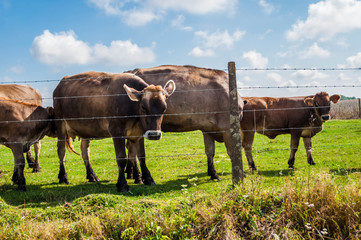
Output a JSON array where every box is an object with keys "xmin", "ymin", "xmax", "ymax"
[
  {"xmin": 56, "ymin": 122, "xmax": 68, "ymax": 184},
  {"xmin": 203, "ymin": 133, "xmax": 219, "ymax": 180},
  {"xmin": 241, "ymin": 130, "xmax": 257, "ymax": 171},
  {"xmin": 10, "ymin": 144, "xmax": 26, "ymax": 191},
  {"xmin": 26, "ymin": 141, "xmax": 41, "ymax": 173},
  {"xmin": 303, "ymin": 137, "xmax": 315, "ymax": 165},
  {"xmin": 288, "ymin": 132, "xmax": 302, "ymax": 169},
  {"xmin": 126, "ymin": 140, "xmax": 143, "ymax": 184},
  {"xmin": 80, "ymin": 139, "xmax": 99, "ymax": 182},
  {"xmin": 136, "ymin": 138, "xmax": 155, "ymax": 185},
  {"xmin": 113, "ymin": 137, "xmax": 129, "ymax": 192}
]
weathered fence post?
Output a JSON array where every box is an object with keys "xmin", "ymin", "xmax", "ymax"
[
  {"xmin": 358, "ymin": 98, "xmax": 361, "ymax": 119},
  {"xmin": 228, "ymin": 61, "xmax": 244, "ymax": 185}
]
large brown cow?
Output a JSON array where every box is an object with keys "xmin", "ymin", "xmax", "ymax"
[
  {"xmin": 124, "ymin": 65, "xmax": 246, "ymax": 183},
  {"xmin": 0, "ymin": 84, "xmax": 43, "ymax": 172},
  {"xmin": 53, "ymin": 71, "xmax": 175, "ymax": 192},
  {"xmin": 0, "ymin": 97, "xmax": 55, "ymax": 191},
  {"xmin": 240, "ymin": 92, "xmax": 340, "ymax": 170}
]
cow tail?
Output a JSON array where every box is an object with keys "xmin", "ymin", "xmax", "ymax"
[{"xmin": 66, "ymin": 136, "xmax": 80, "ymax": 155}]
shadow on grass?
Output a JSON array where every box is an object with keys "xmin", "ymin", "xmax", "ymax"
[
  {"xmin": 0, "ymin": 171, "xmax": 230, "ymax": 207},
  {"xmin": 256, "ymin": 169, "xmax": 295, "ymax": 177},
  {"xmin": 329, "ymin": 168, "xmax": 361, "ymax": 176}
]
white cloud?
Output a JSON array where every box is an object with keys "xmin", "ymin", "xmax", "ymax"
[
  {"xmin": 337, "ymin": 73, "xmax": 352, "ymax": 81},
  {"xmin": 292, "ymin": 70, "xmax": 328, "ymax": 80},
  {"xmin": 259, "ymin": 0, "xmax": 275, "ymax": 14},
  {"xmin": 123, "ymin": 9, "xmax": 161, "ymax": 27},
  {"xmin": 171, "ymin": 15, "xmax": 192, "ymax": 31},
  {"xmin": 195, "ymin": 30, "xmax": 245, "ymax": 49},
  {"xmin": 149, "ymin": 0, "xmax": 237, "ymax": 15},
  {"xmin": 88, "ymin": 0, "xmax": 123, "ymax": 15},
  {"xmin": 242, "ymin": 51, "xmax": 268, "ymax": 68},
  {"xmin": 300, "ymin": 43, "xmax": 330, "ymax": 59},
  {"xmin": 286, "ymin": 0, "xmax": 361, "ymax": 41},
  {"xmin": 344, "ymin": 52, "xmax": 361, "ymax": 68},
  {"xmin": 88, "ymin": 0, "xmax": 237, "ymax": 26},
  {"xmin": 30, "ymin": 30, "xmax": 155, "ymax": 66},
  {"xmin": 267, "ymin": 72, "xmax": 282, "ymax": 83},
  {"xmin": 188, "ymin": 47, "xmax": 215, "ymax": 57}
]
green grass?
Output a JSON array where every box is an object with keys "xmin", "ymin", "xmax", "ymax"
[{"xmin": 0, "ymin": 120, "xmax": 360, "ymax": 239}]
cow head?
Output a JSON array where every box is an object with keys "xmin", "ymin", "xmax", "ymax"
[
  {"xmin": 304, "ymin": 92, "xmax": 341, "ymax": 122},
  {"xmin": 124, "ymin": 80, "xmax": 176, "ymax": 140}
]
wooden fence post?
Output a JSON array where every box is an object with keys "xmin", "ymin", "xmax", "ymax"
[
  {"xmin": 359, "ymin": 98, "xmax": 361, "ymax": 119},
  {"xmin": 228, "ymin": 61, "xmax": 244, "ymax": 185}
]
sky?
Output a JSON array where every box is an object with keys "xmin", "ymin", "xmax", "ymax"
[{"xmin": 1, "ymin": 0, "xmax": 361, "ymax": 106}]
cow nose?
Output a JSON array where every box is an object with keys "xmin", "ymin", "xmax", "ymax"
[
  {"xmin": 321, "ymin": 115, "xmax": 330, "ymax": 121},
  {"xmin": 144, "ymin": 130, "xmax": 162, "ymax": 140}
]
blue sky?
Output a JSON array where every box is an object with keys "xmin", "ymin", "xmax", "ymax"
[{"xmin": 1, "ymin": 0, "xmax": 361, "ymax": 106}]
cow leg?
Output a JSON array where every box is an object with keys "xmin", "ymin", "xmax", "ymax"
[
  {"xmin": 10, "ymin": 144, "xmax": 26, "ymax": 191},
  {"xmin": 31, "ymin": 141, "xmax": 41, "ymax": 172},
  {"xmin": 137, "ymin": 138, "xmax": 155, "ymax": 185},
  {"xmin": 303, "ymin": 137, "xmax": 315, "ymax": 165},
  {"xmin": 288, "ymin": 132, "xmax": 302, "ymax": 169},
  {"xmin": 113, "ymin": 137, "xmax": 129, "ymax": 192},
  {"xmin": 126, "ymin": 140, "xmax": 143, "ymax": 184},
  {"xmin": 56, "ymin": 123, "xmax": 69, "ymax": 184},
  {"xmin": 241, "ymin": 130, "xmax": 257, "ymax": 171},
  {"xmin": 80, "ymin": 139, "xmax": 99, "ymax": 182},
  {"xmin": 26, "ymin": 148, "xmax": 36, "ymax": 169},
  {"xmin": 203, "ymin": 133, "xmax": 219, "ymax": 180}
]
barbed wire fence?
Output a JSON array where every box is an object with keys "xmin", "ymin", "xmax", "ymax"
[{"xmin": 1, "ymin": 63, "xmax": 361, "ymax": 183}]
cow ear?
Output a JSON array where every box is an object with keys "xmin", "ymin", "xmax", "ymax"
[
  {"xmin": 304, "ymin": 97, "xmax": 314, "ymax": 106},
  {"xmin": 124, "ymin": 84, "xmax": 142, "ymax": 102},
  {"xmin": 330, "ymin": 94, "xmax": 341, "ymax": 103},
  {"xmin": 163, "ymin": 80, "xmax": 176, "ymax": 97},
  {"xmin": 47, "ymin": 107, "xmax": 55, "ymax": 116}
]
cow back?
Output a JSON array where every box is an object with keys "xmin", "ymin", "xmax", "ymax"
[{"xmin": 0, "ymin": 84, "xmax": 42, "ymax": 105}]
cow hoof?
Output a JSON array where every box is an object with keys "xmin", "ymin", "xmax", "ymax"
[
  {"xmin": 210, "ymin": 175, "xmax": 220, "ymax": 181},
  {"xmin": 288, "ymin": 166, "xmax": 295, "ymax": 170},
  {"xmin": 134, "ymin": 178, "xmax": 143, "ymax": 184},
  {"xmin": 143, "ymin": 178, "xmax": 156, "ymax": 185},
  {"xmin": 88, "ymin": 174, "xmax": 99, "ymax": 182},
  {"xmin": 32, "ymin": 167, "xmax": 41, "ymax": 173},
  {"xmin": 59, "ymin": 177, "xmax": 69, "ymax": 184}
]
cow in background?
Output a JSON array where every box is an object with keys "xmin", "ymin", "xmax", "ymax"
[
  {"xmin": 53, "ymin": 71, "xmax": 175, "ymax": 192},
  {"xmin": 0, "ymin": 97, "xmax": 56, "ymax": 191},
  {"xmin": 0, "ymin": 84, "xmax": 43, "ymax": 172},
  {"xmin": 240, "ymin": 92, "xmax": 340, "ymax": 170}
]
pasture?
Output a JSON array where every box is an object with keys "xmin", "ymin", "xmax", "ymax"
[{"xmin": 0, "ymin": 119, "xmax": 360, "ymax": 239}]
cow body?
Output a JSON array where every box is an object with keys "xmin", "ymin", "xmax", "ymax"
[
  {"xmin": 241, "ymin": 92, "xmax": 340, "ymax": 170},
  {"xmin": 53, "ymin": 71, "xmax": 175, "ymax": 192},
  {"xmin": 0, "ymin": 98, "xmax": 55, "ymax": 191},
  {"xmin": 124, "ymin": 65, "xmax": 246, "ymax": 182},
  {"xmin": 0, "ymin": 84, "xmax": 42, "ymax": 172}
]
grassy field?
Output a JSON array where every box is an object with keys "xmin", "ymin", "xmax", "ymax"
[{"xmin": 0, "ymin": 119, "xmax": 360, "ymax": 239}]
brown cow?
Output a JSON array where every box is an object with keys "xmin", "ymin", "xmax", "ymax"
[
  {"xmin": 0, "ymin": 84, "xmax": 43, "ymax": 172},
  {"xmin": 53, "ymin": 71, "xmax": 175, "ymax": 192},
  {"xmin": 0, "ymin": 97, "xmax": 55, "ymax": 191},
  {"xmin": 124, "ymin": 65, "xmax": 246, "ymax": 183},
  {"xmin": 240, "ymin": 92, "xmax": 340, "ymax": 170}
]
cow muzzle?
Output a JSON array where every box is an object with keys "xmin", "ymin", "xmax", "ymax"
[
  {"xmin": 321, "ymin": 114, "xmax": 330, "ymax": 121},
  {"xmin": 144, "ymin": 130, "xmax": 162, "ymax": 140}
]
